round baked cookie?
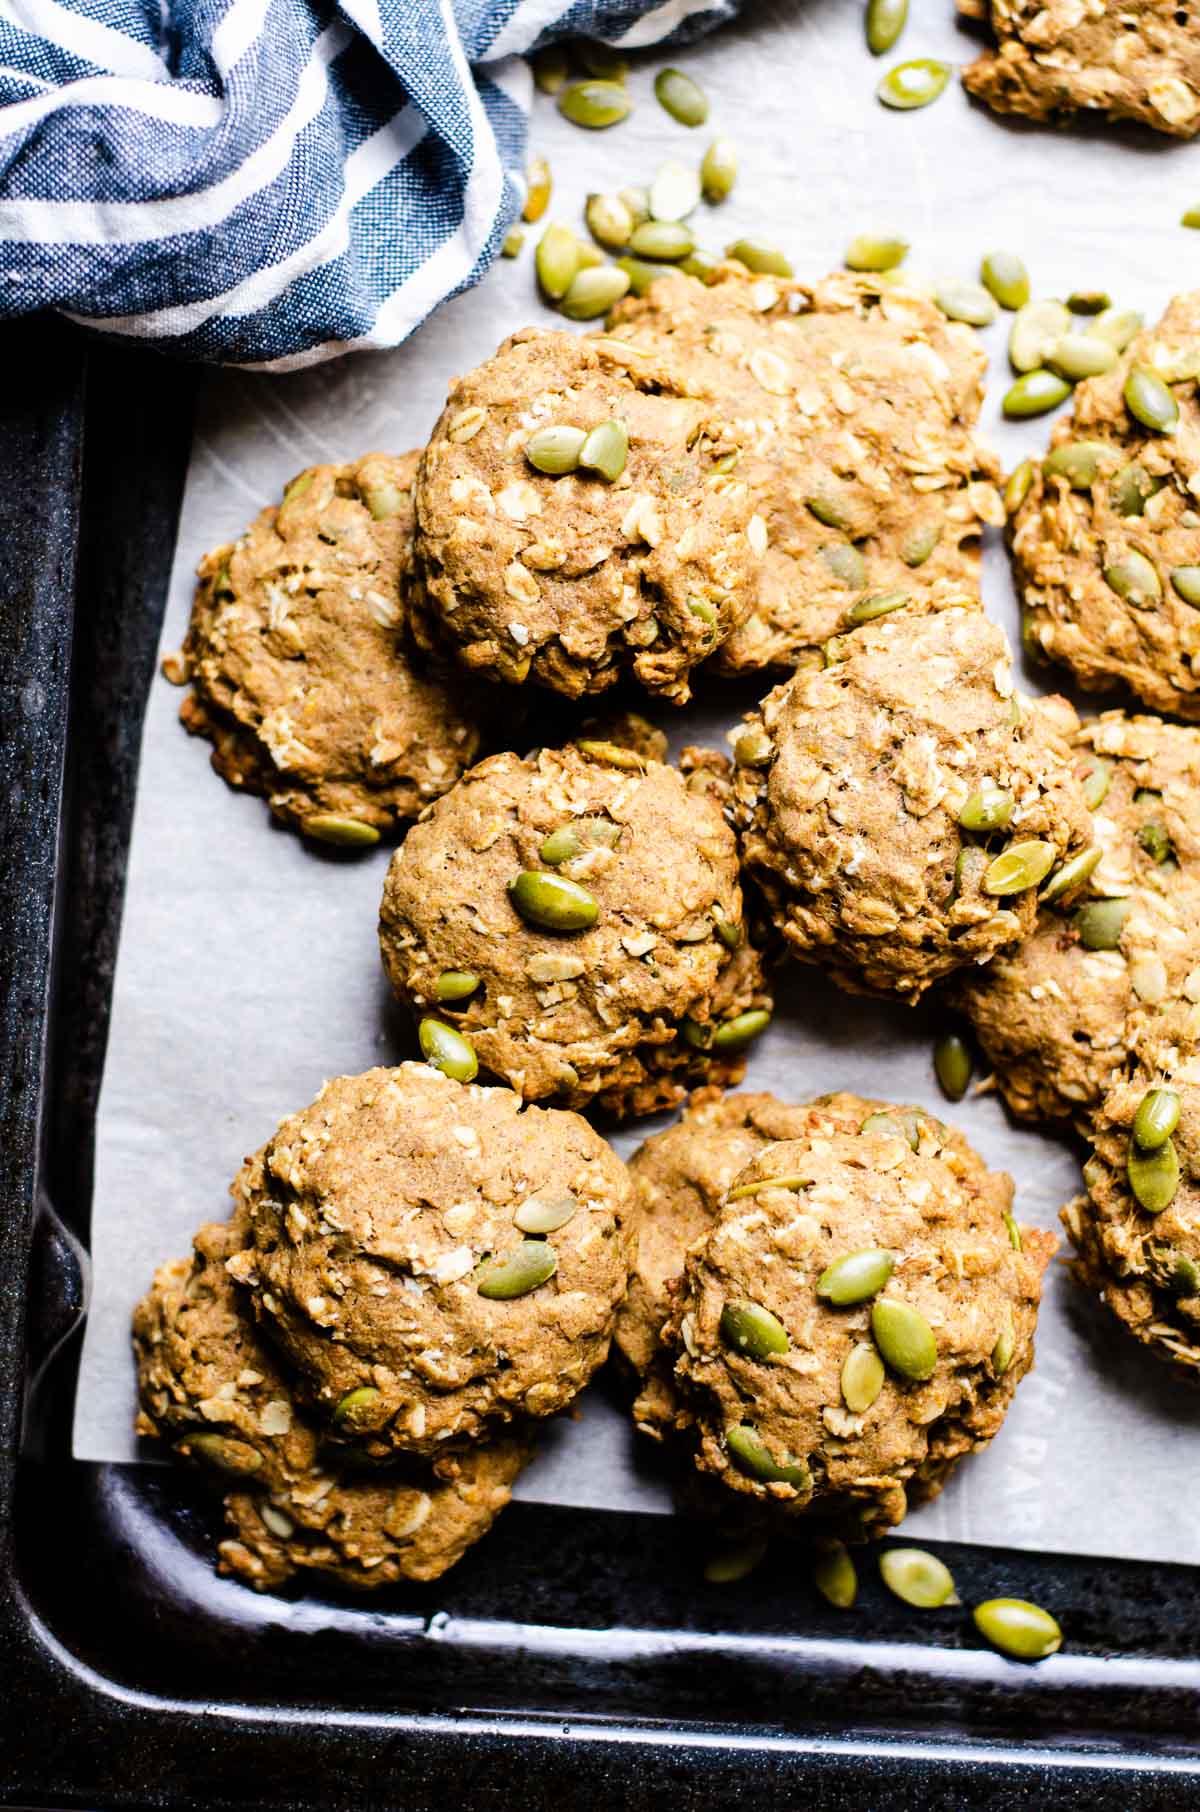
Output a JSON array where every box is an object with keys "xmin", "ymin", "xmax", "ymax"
[
  {"xmin": 224, "ymin": 1064, "xmax": 634, "ymax": 1455},
  {"xmin": 615, "ymin": 1090, "xmax": 946, "ymax": 1439},
  {"xmin": 1015, "ymin": 291, "xmax": 1200, "ymax": 718},
  {"xmin": 606, "ymin": 265, "xmax": 1001, "ymax": 674},
  {"xmin": 665, "ymin": 1119, "xmax": 1055, "ymax": 1536},
  {"xmin": 378, "ymin": 739, "xmax": 773, "ymax": 1116},
  {"xmin": 1064, "ymin": 1003, "xmax": 1200, "ymax": 1374},
  {"xmin": 133, "ymin": 1213, "xmax": 530, "ymax": 1591},
  {"xmin": 961, "ymin": 0, "xmax": 1200, "ymax": 137},
  {"xmin": 408, "ymin": 327, "xmax": 764, "ymax": 702},
  {"xmin": 731, "ymin": 608, "xmax": 1091, "ymax": 1000},
  {"xmin": 959, "ymin": 711, "xmax": 1200, "ymax": 1127}
]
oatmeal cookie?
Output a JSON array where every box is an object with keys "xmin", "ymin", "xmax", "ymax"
[
  {"xmin": 1015, "ymin": 291, "xmax": 1200, "ymax": 717},
  {"xmin": 378, "ymin": 739, "xmax": 772, "ymax": 1116},
  {"xmin": 731, "ymin": 608, "xmax": 1091, "ymax": 999}
]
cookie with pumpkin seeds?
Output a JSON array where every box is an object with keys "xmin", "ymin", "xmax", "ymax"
[
  {"xmin": 961, "ymin": 0, "xmax": 1200, "ymax": 138},
  {"xmin": 605, "ymin": 264, "xmax": 1001, "ymax": 673},
  {"xmin": 958, "ymin": 712, "xmax": 1200, "ymax": 1130},
  {"xmin": 1014, "ymin": 291, "xmax": 1200, "ymax": 717},
  {"xmin": 170, "ymin": 452, "xmax": 486, "ymax": 843},
  {"xmin": 662, "ymin": 1117, "xmax": 1054, "ymax": 1536}
]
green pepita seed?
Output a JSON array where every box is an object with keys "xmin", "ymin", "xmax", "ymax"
[
  {"xmin": 585, "ymin": 192, "xmax": 634, "ymax": 249},
  {"xmin": 935, "ymin": 279, "xmax": 997, "ymax": 328},
  {"xmin": 654, "ymin": 66, "xmax": 708, "ymax": 126},
  {"xmin": 934, "ymin": 1032, "xmax": 972, "ymax": 1102},
  {"xmin": 1137, "ymin": 818, "xmax": 1173, "ymax": 864},
  {"xmin": 617, "ymin": 184, "xmax": 650, "ymax": 224},
  {"xmin": 332, "ymin": 1386, "xmax": 386, "ymax": 1434},
  {"xmin": 708, "ymin": 1008, "xmax": 771, "ymax": 1052},
  {"xmin": 901, "ymin": 518, "xmax": 941, "ymax": 566},
  {"xmin": 734, "ymin": 726, "xmax": 773, "ymax": 767},
  {"xmin": 558, "ymin": 79, "xmax": 633, "ymax": 129},
  {"xmin": 871, "ymin": 1298, "xmax": 938, "ymax": 1382},
  {"xmin": 578, "ymin": 418, "xmax": 629, "ymax": 480},
  {"xmin": 560, "ymin": 265, "xmax": 631, "ymax": 319},
  {"xmin": 1073, "ymin": 895, "xmax": 1130, "ymax": 950},
  {"xmin": 1103, "ymin": 549, "xmax": 1161, "ymax": 605},
  {"xmin": 845, "ymin": 233, "xmax": 909, "ymax": 272},
  {"xmin": 574, "ymin": 240, "xmax": 604, "ymax": 271},
  {"xmin": 720, "ymin": 1299, "xmax": 791, "ymax": 1360},
  {"xmin": 578, "ymin": 40, "xmax": 629, "ymax": 82},
  {"xmin": 725, "ymin": 1424, "xmax": 811, "ymax": 1489},
  {"xmin": 181, "ymin": 1432, "xmax": 264, "ymax": 1476},
  {"xmin": 1133, "ymin": 1087, "xmax": 1181, "ymax": 1151},
  {"xmin": 1003, "ymin": 1210, "xmax": 1022, "ymax": 1252},
  {"xmin": 1157, "ymin": 1246, "xmax": 1200, "ymax": 1296},
  {"xmin": 726, "ymin": 1171, "xmax": 809, "ymax": 1202},
  {"xmin": 535, "ymin": 223, "xmax": 580, "ymax": 299},
  {"xmin": 811, "ymin": 1540, "xmax": 858, "ymax": 1609},
  {"xmin": 958, "ymin": 784, "xmax": 1014, "ymax": 832},
  {"xmin": 1067, "ymin": 289, "xmax": 1110, "ymax": 315},
  {"xmin": 418, "ymin": 1017, "xmax": 478, "ymax": 1083},
  {"xmin": 650, "ymin": 158, "xmax": 701, "ymax": 223},
  {"xmin": 844, "ymin": 589, "xmax": 908, "ymax": 627},
  {"xmin": 501, "ymin": 228, "xmax": 525, "ymax": 258},
  {"xmin": 1126, "ymin": 363, "xmax": 1180, "ymax": 433},
  {"xmin": 1043, "ymin": 440, "xmax": 1109, "ymax": 489},
  {"xmin": 525, "ymin": 424, "xmax": 586, "ymax": 476},
  {"xmin": 725, "ymin": 238, "xmax": 793, "ymax": 277},
  {"xmin": 1112, "ymin": 461, "xmax": 1163, "ymax": 517},
  {"xmin": 1039, "ymin": 845, "xmax": 1101, "ymax": 905},
  {"xmin": 1004, "ymin": 458, "xmax": 1036, "ymax": 516},
  {"xmin": 701, "ymin": 137, "xmax": 738, "ymax": 203},
  {"xmin": 1048, "ymin": 334, "xmax": 1116, "ymax": 381},
  {"xmin": 508, "ymin": 870, "xmax": 599, "ymax": 932},
  {"xmin": 522, "ymin": 155, "xmax": 552, "ymax": 223},
  {"xmin": 615, "ymin": 255, "xmax": 678, "ymax": 297},
  {"xmin": 821, "ymin": 543, "xmax": 868, "ymax": 588},
  {"xmin": 982, "ymin": 839, "xmax": 1057, "ymax": 896},
  {"xmin": 980, "ymin": 249, "xmax": 1030, "ymax": 311},
  {"xmin": 713, "ymin": 911, "xmax": 742, "ymax": 950},
  {"xmin": 629, "ymin": 219, "xmax": 695, "ymax": 262},
  {"xmin": 973, "ymin": 1598, "xmax": 1062, "ymax": 1661},
  {"xmin": 861, "ymin": 1110, "xmax": 921, "ymax": 1152},
  {"xmin": 841, "ymin": 1341, "xmax": 886, "ymax": 1414},
  {"xmin": 817, "ymin": 1248, "xmax": 896, "ymax": 1307},
  {"xmin": 532, "ymin": 44, "xmax": 568, "ymax": 93},
  {"xmin": 1009, "ymin": 299, "xmax": 1071, "ymax": 373},
  {"xmin": 539, "ymin": 817, "xmax": 619, "ymax": 864},
  {"xmin": 876, "ymin": 58, "xmax": 950, "ymax": 110},
  {"xmin": 514, "ymin": 1192, "xmax": 579, "ymax": 1235},
  {"xmin": 477, "ymin": 1239, "xmax": 559, "ymax": 1300},
  {"xmin": 991, "ymin": 1308, "xmax": 1016, "ymax": 1377},
  {"xmin": 680, "ymin": 248, "xmax": 720, "ymax": 284},
  {"xmin": 879, "ymin": 1547, "xmax": 958, "ymax": 1608},
  {"xmin": 538, "ymin": 828, "xmax": 578, "ymax": 866},
  {"xmin": 704, "ymin": 1537, "xmax": 769, "ymax": 1585},
  {"xmin": 1092, "ymin": 306, "xmax": 1143, "ymax": 352},
  {"xmin": 1183, "ymin": 206, "xmax": 1200, "ymax": 229},
  {"xmin": 1003, "ymin": 369, "xmax": 1072, "ymax": 420},
  {"xmin": 435, "ymin": 970, "xmax": 481, "ymax": 1004},
  {"xmin": 1128, "ymin": 1137, "xmax": 1180, "ymax": 1214},
  {"xmin": 952, "ymin": 844, "xmax": 989, "ymax": 902},
  {"xmin": 1172, "ymin": 566, "xmax": 1200, "ymax": 607},
  {"xmin": 302, "ymin": 813, "xmax": 381, "ymax": 848},
  {"xmin": 1080, "ymin": 756, "xmax": 1113, "ymax": 811},
  {"xmin": 866, "ymin": 0, "xmax": 908, "ymax": 52}
]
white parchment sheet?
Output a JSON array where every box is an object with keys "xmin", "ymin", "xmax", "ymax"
[{"xmin": 74, "ymin": 0, "xmax": 1200, "ymax": 1561}]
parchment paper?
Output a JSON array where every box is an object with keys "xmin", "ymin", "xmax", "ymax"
[{"xmin": 74, "ymin": 0, "xmax": 1200, "ymax": 1559}]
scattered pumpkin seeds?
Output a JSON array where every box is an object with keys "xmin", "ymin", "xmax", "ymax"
[
  {"xmin": 539, "ymin": 817, "xmax": 619, "ymax": 864},
  {"xmin": 508, "ymin": 869, "xmax": 599, "ymax": 931},
  {"xmin": 522, "ymin": 155, "xmax": 552, "ymax": 223},
  {"xmin": 708, "ymin": 1008, "xmax": 772, "ymax": 1052},
  {"xmin": 1137, "ymin": 818, "xmax": 1173, "ymax": 865},
  {"xmin": 1004, "ymin": 458, "xmax": 1036, "ymax": 516},
  {"xmin": 871, "ymin": 1299, "xmax": 938, "ymax": 1382},
  {"xmin": 501, "ymin": 228, "xmax": 525, "ymax": 258},
  {"xmin": 532, "ymin": 44, "xmax": 569, "ymax": 94},
  {"xmin": 980, "ymin": 249, "xmax": 1029, "ymax": 311},
  {"xmin": 841, "ymin": 1341, "xmax": 886, "ymax": 1414},
  {"xmin": 991, "ymin": 1308, "xmax": 1016, "ymax": 1377},
  {"xmin": 844, "ymin": 589, "xmax": 908, "ymax": 627},
  {"xmin": 817, "ymin": 1248, "xmax": 896, "ymax": 1308},
  {"xmin": 982, "ymin": 839, "xmax": 1056, "ymax": 896},
  {"xmin": 476, "ymin": 1239, "xmax": 559, "ymax": 1300},
  {"xmin": 935, "ymin": 279, "xmax": 996, "ymax": 327},
  {"xmin": 616, "ymin": 254, "xmax": 678, "ymax": 296},
  {"xmin": 725, "ymin": 237, "xmax": 793, "ymax": 277},
  {"xmin": 1003, "ymin": 1210, "xmax": 1022, "ymax": 1252},
  {"xmin": 525, "ymin": 424, "xmax": 586, "ymax": 475},
  {"xmin": 578, "ymin": 418, "xmax": 629, "ymax": 480},
  {"xmin": 821, "ymin": 543, "xmax": 868, "ymax": 588},
  {"xmin": 866, "ymin": 0, "xmax": 908, "ymax": 54},
  {"xmin": 845, "ymin": 233, "xmax": 909, "ymax": 272},
  {"xmin": 560, "ymin": 265, "xmax": 631, "ymax": 319},
  {"xmin": 181, "ymin": 1432, "xmax": 263, "ymax": 1476},
  {"xmin": 535, "ymin": 222, "xmax": 580, "ymax": 299},
  {"xmin": 934, "ymin": 1031, "xmax": 972, "ymax": 1102},
  {"xmin": 958, "ymin": 784, "xmax": 1014, "ymax": 832},
  {"xmin": 725, "ymin": 1424, "xmax": 811, "ymax": 1488},
  {"xmin": 876, "ymin": 58, "xmax": 951, "ymax": 110},
  {"xmin": 302, "ymin": 813, "xmax": 381, "ymax": 848},
  {"xmin": 1103, "ymin": 549, "xmax": 1161, "ymax": 605},
  {"xmin": 629, "ymin": 219, "xmax": 695, "ymax": 261},
  {"xmin": 418, "ymin": 1017, "xmax": 478, "ymax": 1083},
  {"xmin": 1043, "ymin": 440, "xmax": 1108, "ymax": 489},
  {"xmin": 1003, "ymin": 369, "xmax": 1072, "ymax": 420},
  {"xmin": 1039, "ymin": 845, "xmax": 1101, "ymax": 905},
  {"xmin": 578, "ymin": 40, "xmax": 629, "ymax": 82},
  {"xmin": 332, "ymin": 1385, "xmax": 385, "ymax": 1433},
  {"xmin": 1009, "ymin": 298, "xmax": 1071, "ymax": 373},
  {"xmin": 585, "ymin": 192, "xmax": 634, "ymax": 249},
  {"xmin": 1092, "ymin": 306, "xmax": 1142, "ymax": 351},
  {"xmin": 654, "ymin": 67, "xmax": 708, "ymax": 128},
  {"xmin": 861, "ymin": 1110, "xmax": 920, "ymax": 1151},
  {"xmin": 680, "ymin": 248, "xmax": 720, "ymax": 283},
  {"xmin": 1125, "ymin": 363, "xmax": 1180, "ymax": 433},
  {"xmin": 1128, "ymin": 1135, "xmax": 1180, "ymax": 1214},
  {"xmin": 435, "ymin": 969, "xmax": 481, "ymax": 1004},
  {"xmin": 1073, "ymin": 895, "xmax": 1130, "ymax": 951},
  {"xmin": 1047, "ymin": 334, "xmax": 1117, "ymax": 381},
  {"xmin": 650, "ymin": 158, "xmax": 701, "ymax": 222},
  {"xmin": 1183, "ymin": 205, "xmax": 1200, "ymax": 229},
  {"xmin": 1133, "ymin": 1087, "xmax": 1180, "ymax": 1151},
  {"xmin": 973, "ymin": 1598, "xmax": 1062, "ymax": 1661},
  {"xmin": 813, "ymin": 1541, "xmax": 858, "ymax": 1609},
  {"xmin": 704, "ymin": 1537, "xmax": 769, "ymax": 1585},
  {"xmin": 1080, "ymin": 756, "xmax": 1113, "ymax": 811},
  {"xmin": 700, "ymin": 137, "xmax": 737, "ymax": 203},
  {"xmin": 901, "ymin": 518, "xmax": 941, "ymax": 566},
  {"xmin": 1067, "ymin": 289, "xmax": 1109, "ymax": 315},
  {"xmin": 720, "ymin": 1299, "xmax": 791, "ymax": 1360},
  {"xmin": 514, "ymin": 1192, "xmax": 579, "ymax": 1235},
  {"xmin": 558, "ymin": 80, "xmax": 633, "ymax": 129},
  {"xmin": 879, "ymin": 1547, "xmax": 958, "ymax": 1608}
]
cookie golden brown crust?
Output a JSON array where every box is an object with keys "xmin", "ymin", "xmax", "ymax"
[
  {"xmin": 172, "ymin": 453, "xmax": 486, "ymax": 837},
  {"xmin": 224, "ymin": 1064, "xmax": 634, "ymax": 1454},
  {"xmin": 666, "ymin": 1120, "xmax": 1055, "ymax": 1538},
  {"xmin": 960, "ymin": 712, "xmax": 1200, "ymax": 1127},
  {"xmin": 1015, "ymin": 291, "xmax": 1200, "ymax": 716},
  {"xmin": 378, "ymin": 740, "xmax": 772, "ymax": 1116},
  {"xmin": 962, "ymin": 0, "xmax": 1200, "ymax": 137},
  {"xmin": 409, "ymin": 327, "xmax": 764, "ymax": 702},
  {"xmin": 731, "ymin": 608, "xmax": 1091, "ymax": 1000},
  {"xmin": 607, "ymin": 266, "xmax": 1000, "ymax": 674}
]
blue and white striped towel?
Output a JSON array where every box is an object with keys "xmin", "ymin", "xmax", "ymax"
[{"xmin": 0, "ymin": 0, "xmax": 737, "ymax": 368}]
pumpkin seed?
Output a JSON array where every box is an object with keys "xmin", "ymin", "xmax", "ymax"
[
  {"xmin": 1043, "ymin": 441, "xmax": 1109, "ymax": 489},
  {"xmin": 861, "ymin": 1110, "xmax": 920, "ymax": 1152},
  {"xmin": 720, "ymin": 1299, "xmax": 790, "ymax": 1360},
  {"xmin": 841, "ymin": 1340, "xmax": 886, "ymax": 1414},
  {"xmin": 982, "ymin": 839, "xmax": 1057, "ymax": 897},
  {"xmin": 935, "ymin": 279, "xmax": 997, "ymax": 328},
  {"xmin": 615, "ymin": 255, "xmax": 678, "ymax": 297},
  {"xmin": 1125, "ymin": 363, "xmax": 1179, "ymax": 432},
  {"xmin": 508, "ymin": 870, "xmax": 599, "ymax": 931},
  {"xmin": 524, "ymin": 425, "xmax": 586, "ymax": 476},
  {"xmin": 1103, "ymin": 550, "xmax": 1161, "ymax": 605},
  {"xmin": 845, "ymin": 233, "xmax": 909, "ymax": 272},
  {"xmin": 1073, "ymin": 896, "xmax": 1130, "ymax": 950},
  {"xmin": 1183, "ymin": 206, "xmax": 1200, "ymax": 229},
  {"xmin": 522, "ymin": 154, "xmax": 552, "ymax": 223},
  {"xmin": 817, "ymin": 1248, "xmax": 896, "ymax": 1307},
  {"xmin": 880, "ymin": 1547, "xmax": 958, "ymax": 1608},
  {"xmin": 477, "ymin": 1239, "xmax": 558, "ymax": 1299},
  {"xmin": 1128, "ymin": 1137, "xmax": 1180, "ymax": 1214},
  {"xmin": 866, "ymin": 0, "xmax": 908, "ymax": 52},
  {"xmin": 1137, "ymin": 818, "xmax": 1173, "ymax": 864},
  {"xmin": 1003, "ymin": 1210, "xmax": 1022, "ymax": 1252},
  {"xmin": 991, "ymin": 1308, "xmax": 1016, "ymax": 1377},
  {"xmin": 973, "ymin": 1598, "xmax": 1062, "ymax": 1661},
  {"xmin": 1003, "ymin": 369, "xmax": 1072, "ymax": 420},
  {"xmin": 700, "ymin": 137, "xmax": 737, "ymax": 203},
  {"xmin": 629, "ymin": 219, "xmax": 695, "ymax": 261},
  {"xmin": 1004, "ymin": 458, "xmax": 1036, "ymax": 516},
  {"xmin": 514, "ymin": 1192, "xmax": 579, "ymax": 1235},
  {"xmin": 1154, "ymin": 1245, "xmax": 1200, "ymax": 1296},
  {"xmin": 1133, "ymin": 1087, "xmax": 1180, "ymax": 1151},
  {"xmin": 1112, "ymin": 461, "xmax": 1163, "ymax": 517},
  {"xmin": 708, "ymin": 1007, "xmax": 771, "ymax": 1052},
  {"xmin": 725, "ymin": 238, "xmax": 793, "ymax": 277},
  {"xmin": 821, "ymin": 543, "xmax": 868, "ymax": 588},
  {"xmin": 713, "ymin": 911, "xmax": 742, "ymax": 950},
  {"xmin": 734, "ymin": 726, "xmax": 773, "ymax": 766},
  {"xmin": 181, "ymin": 1432, "xmax": 263, "ymax": 1476},
  {"xmin": 1067, "ymin": 289, "xmax": 1110, "ymax": 315},
  {"xmin": 1047, "ymin": 334, "xmax": 1116, "ymax": 381},
  {"xmin": 578, "ymin": 418, "xmax": 629, "ymax": 480},
  {"xmin": 1092, "ymin": 306, "xmax": 1143, "ymax": 351},
  {"xmin": 535, "ymin": 223, "xmax": 580, "ymax": 299},
  {"xmin": 654, "ymin": 66, "xmax": 708, "ymax": 126},
  {"xmin": 585, "ymin": 192, "xmax": 634, "ymax": 249},
  {"xmin": 934, "ymin": 1032, "xmax": 972, "ymax": 1102},
  {"xmin": 680, "ymin": 248, "xmax": 720, "ymax": 284},
  {"xmin": 704, "ymin": 1537, "xmax": 769, "ymax": 1585},
  {"xmin": 871, "ymin": 1299, "xmax": 938, "ymax": 1382},
  {"xmin": 618, "ymin": 184, "xmax": 650, "ymax": 225},
  {"xmin": 725, "ymin": 1424, "xmax": 811, "ymax": 1488},
  {"xmin": 1172, "ymin": 566, "xmax": 1200, "ymax": 607},
  {"xmin": 726, "ymin": 1172, "xmax": 809, "ymax": 1202},
  {"xmin": 952, "ymin": 844, "xmax": 989, "ymax": 902},
  {"xmin": 1009, "ymin": 299, "xmax": 1071, "ymax": 372},
  {"xmin": 876, "ymin": 58, "xmax": 950, "ymax": 110},
  {"xmin": 901, "ymin": 518, "xmax": 941, "ymax": 566},
  {"xmin": 560, "ymin": 265, "xmax": 631, "ymax": 319},
  {"xmin": 980, "ymin": 249, "xmax": 1030, "ymax": 311},
  {"xmin": 844, "ymin": 589, "xmax": 908, "ymax": 627},
  {"xmin": 418, "ymin": 1017, "xmax": 478, "ymax": 1083},
  {"xmin": 650, "ymin": 158, "xmax": 701, "ymax": 223},
  {"xmin": 539, "ymin": 818, "xmax": 619, "ymax": 864},
  {"xmin": 558, "ymin": 80, "xmax": 633, "ymax": 129},
  {"xmin": 1080, "ymin": 756, "xmax": 1113, "ymax": 811},
  {"xmin": 578, "ymin": 40, "xmax": 629, "ymax": 82},
  {"xmin": 501, "ymin": 228, "xmax": 525, "ymax": 258},
  {"xmin": 958, "ymin": 784, "xmax": 1013, "ymax": 832},
  {"xmin": 1039, "ymin": 845, "xmax": 1101, "ymax": 905},
  {"xmin": 532, "ymin": 44, "xmax": 568, "ymax": 93},
  {"xmin": 435, "ymin": 970, "xmax": 481, "ymax": 1004},
  {"xmin": 332, "ymin": 1386, "xmax": 387, "ymax": 1434},
  {"xmin": 302, "ymin": 813, "xmax": 381, "ymax": 848}
]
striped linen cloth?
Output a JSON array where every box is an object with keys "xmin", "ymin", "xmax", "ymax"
[{"xmin": 0, "ymin": 0, "xmax": 737, "ymax": 368}]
